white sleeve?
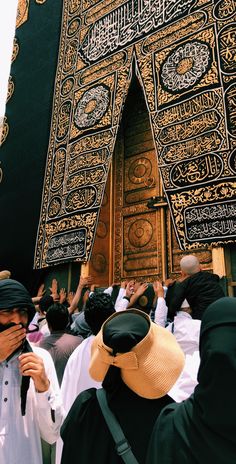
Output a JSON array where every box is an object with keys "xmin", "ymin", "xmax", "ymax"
[
  {"xmin": 103, "ymin": 286, "xmax": 113, "ymax": 295},
  {"xmin": 168, "ymin": 351, "xmax": 200, "ymax": 402},
  {"xmin": 115, "ymin": 297, "xmax": 129, "ymax": 312},
  {"xmin": 154, "ymin": 297, "xmax": 168, "ymax": 327},
  {"xmin": 33, "ymin": 347, "xmax": 65, "ymax": 444},
  {"xmin": 115, "ymin": 288, "xmax": 126, "ymax": 304}
]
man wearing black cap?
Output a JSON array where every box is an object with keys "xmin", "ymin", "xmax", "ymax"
[{"xmin": 0, "ymin": 279, "xmax": 64, "ymax": 464}]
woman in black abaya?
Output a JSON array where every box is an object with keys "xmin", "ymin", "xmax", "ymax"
[
  {"xmin": 60, "ymin": 309, "xmax": 184, "ymax": 464},
  {"xmin": 146, "ymin": 297, "xmax": 236, "ymax": 464}
]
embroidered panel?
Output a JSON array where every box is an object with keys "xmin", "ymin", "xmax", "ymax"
[{"xmin": 35, "ymin": 0, "xmax": 236, "ymax": 266}]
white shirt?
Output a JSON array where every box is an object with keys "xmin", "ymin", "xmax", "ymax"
[
  {"xmin": 169, "ymin": 351, "xmax": 200, "ymax": 402},
  {"xmin": 56, "ymin": 335, "xmax": 101, "ymax": 464},
  {"xmin": 0, "ymin": 346, "xmax": 64, "ymax": 464},
  {"xmin": 154, "ymin": 297, "xmax": 201, "ymax": 401},
  {"xmin": 115, "ymin": 289, "xmax": 129, "ymax": 312},
  {"xmin": 154, "ymin": 297, "xmax": 200, "ymax": 355}
]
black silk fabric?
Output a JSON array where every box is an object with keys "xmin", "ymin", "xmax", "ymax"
[
  {"xmin": 0, "ymin": 0, "xmax": 63, "ymax": 285},
  {"xmin": 146, "ymin": 297, "xmax": 236, "ymax": 464}
]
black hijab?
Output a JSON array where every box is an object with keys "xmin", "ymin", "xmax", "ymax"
[{"xmin": 146, "ymin": 297, "xmax": 236, "ymax": 464}]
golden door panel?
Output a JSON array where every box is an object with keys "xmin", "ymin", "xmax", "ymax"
[
  {"xmin": 123, "ymin": 211, "xmax": 161, "ymax": 277},
  {"xmin": 91, "ymin": 77, "xmax": 214, "ymax": 285},
  {"xmin": 113, "ymin": 78, "xmax": 164, "ymax": 282}
]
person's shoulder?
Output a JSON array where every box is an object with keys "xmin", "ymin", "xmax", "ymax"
[
  {"xmin": 66, "ymin": 335, "xmax": 94, "ymax": 362},
  {"xmin": 69, "ymin": 388, "xmax": 98, "ymax": 417}
]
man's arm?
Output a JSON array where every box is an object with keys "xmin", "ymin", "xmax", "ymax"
[
  {"xmin": 68, "ymin": 276, "xmax": 93, "ymax": 314},
  {"xmin": 153, "ymin": 281, "xmax": 168, "ymax": 327},
  {"xmin": 165, "ymin": 281, "xmax": 186, "ymax": 318}
]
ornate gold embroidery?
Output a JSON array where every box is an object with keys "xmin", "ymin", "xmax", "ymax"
[
  {"xmin": 16, "ymin": 0, "xmax": 29, "ymax": 28},
  {"xmin": 34, "ymin": 0, "xmax": 236, "ymax": 267},
  {"xmin": 11, "ymin": 38, "xmax": 19, "ymax": 63},
  {"xmin": 0, "ymin": 117, "xmax": 9, "ymax": 146},
  {"xmin": 7, "ymin": 76, "xmax": 15, "ymax": 103}
]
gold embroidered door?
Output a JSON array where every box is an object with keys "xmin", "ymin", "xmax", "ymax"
[{"xmin": 89, "ymin": 78, "xmax": 213, "ymax": 285}]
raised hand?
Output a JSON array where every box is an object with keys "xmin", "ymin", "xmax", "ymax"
[
  {"xmin": 18, "ymin": 352, "xmax": 50, "ymax": 393},
  {"xmin": 50, "ymin": 278, "xmax": 59, "ymax": 301},
  {"xmin": 59, "ymin": 288, "xmax": 67, "ymax": 304},
  {"xmin": 37, "ymin": 283, "xmax": 45, "ymax": 298},
  {"xmin": 134, "ymin": 282, "xmax": 148, "ymax": 297},
  {"xmin": 78, "ymin": 276, "xmax": 93, "ymax": 289},
  {"xmin": 153, "ymin": 281, "xmax": 164, "ymax": 298},
  {"xmin": 67, "ymin": 291, "xmax": 75, "ymax": 306}
]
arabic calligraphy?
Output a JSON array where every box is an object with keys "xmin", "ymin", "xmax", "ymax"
[
  {"xmin": 187, "ymin": 219, "xmax": 236, "ymax": 240},
  {"xmin": 46, "ymin": 229, "xmax": 87, "ymax": 264},
  {"xmin": 170, "ymin": 154, "xmax": 223, "ymax": 187},
  {"xmin": 68, "ymin": 148, "xmax": 110, "ymax": 175},
  {"xmin": 161, "ymin": 41, "xmax": 211, "ymax": 92},
  {"xmin": 65, "ymin": 186, "xmax": 97, "ymax": 212},
  {"xmin": 48, "ymin": 197, "xmax": 62, "ymax": 218},
  {"xmin": 79, "ymin": 0, "xmax": 194, "ymax": 63},
  {"xmin": 56, "ymin": 101, "xmax": 72, "ymax": 141},
  {"xmin": 69, "ymin": 131, "xmax": 113, "ymax": 158},
  {"xmin": 185, "ymin": 202, "xmax": 236, "ymax": 224},
  {"xmin": 160, "ymin": 131, "xmax": 223, "ymax": 164},
  {"xmin": 142, "ymin": 11, "xmax": 206, "ymax": 54},
  {"xmin": 159, "ymin": 110, "xmax": 220, "ymax": 144},
  {"xmin": 225, "ymin": 83, "xmax": 236, "ymax": 137},
  {"xmin": 51, "ymin": 148, "xmax": 66, "ymax": 192},
  {"xmin": 219, "ymin": 24, "xmax": 236, "ymax": 74},
  {"xmin": 67, "ymin": 167, "xmax": 106, "ymax": 189},
  {"xmin": 74, "ymin": 85, "xmax": 110, "ymax": 129},
  {"xmin": 214, "ymin": 0, "xmax": 236, "ymax": 20},
  {"xmin": 155, "ymin": 90, "xmax": 219, "ymax": 128}
]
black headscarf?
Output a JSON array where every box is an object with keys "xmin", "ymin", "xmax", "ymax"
[
  {"xmin": 0, "ymin": 279, "xmax": 35, "ymax": 322},
  {"xmin": 0, "ymin": 279, "xmax": 35, "ymax": 415},
  {"xmin": 146, "ymin": 297, "xmax": 236, "ymax": 464},
  {"xmin": 102, "ymin": 312, "xmax": 150, "ymax": 399}
]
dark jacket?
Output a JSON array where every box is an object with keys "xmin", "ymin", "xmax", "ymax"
[{"xmin": 166, "ymin": 271, "xmax": 225, "ymax": 320}]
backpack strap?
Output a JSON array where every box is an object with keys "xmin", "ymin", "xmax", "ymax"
[{"xmin": 96, "ymin": 388, "xmax": 139, "ymax": 464}]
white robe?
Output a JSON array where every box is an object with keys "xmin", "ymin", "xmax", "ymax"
[{"xmin": 0, "ymin": 346, "xmax": 64, "ymax": 464}]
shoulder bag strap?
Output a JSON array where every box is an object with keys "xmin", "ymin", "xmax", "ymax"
[{"xmin": 96, "ymin": 388, "xmax": 139, "ymax": 464}]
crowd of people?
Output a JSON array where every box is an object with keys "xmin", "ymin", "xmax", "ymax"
[{"xmin": 0, "ymin": 254, "xmax": 235, "ymax": 464}]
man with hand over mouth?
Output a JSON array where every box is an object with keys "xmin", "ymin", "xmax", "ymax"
[{"xmin": 0, "ymin": 279, "xmax": 64, "ymax": 464}]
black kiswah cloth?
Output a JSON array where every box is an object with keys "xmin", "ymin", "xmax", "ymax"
[
  {"xmin": 0, "ymin": 279, "xmax": 35, "ymax": 415},
  {"xmin": 146, "ymin": 297, "xmax": 236, "ymax": 464}
]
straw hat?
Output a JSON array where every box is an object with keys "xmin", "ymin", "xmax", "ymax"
[{"xmin": 89, "ymin": 309, "xmax": 185, "ymax": 399}]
